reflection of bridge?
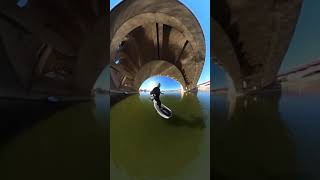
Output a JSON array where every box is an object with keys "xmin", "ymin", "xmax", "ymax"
[
  {"xmin": 212, "ymin": 91, "xmax": 296, "ymax": 179},
  {"xmin": 110, "ymin": 0, "xmax": 205, "ymax": 93},
  {"xmin": 212, "ymin": 0, "xmax": 303, "ymax": 95},
  {"xmin": 0, "ymin": 0, "xmax": 106, "ymax": 99}
]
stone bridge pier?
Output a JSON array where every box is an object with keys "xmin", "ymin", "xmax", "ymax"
[{"xmin": 211, "ymin": 0, "xmax": 303, "ymax": 95}]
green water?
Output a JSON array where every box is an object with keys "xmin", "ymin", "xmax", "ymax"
[
  {"xmin": 0, "ymin": 92, "xmax": 209, "ymax": 180},
  {"xmin": 110, "ymin": 92, "xmax": 210, "ymax": 180},
  {"xmin": 0, "ymin": 96, "xmax": 107, "ymax": 180},
  {"xmin": 212, "ymin": 83, "xmax": 320, "ymax": 180}
]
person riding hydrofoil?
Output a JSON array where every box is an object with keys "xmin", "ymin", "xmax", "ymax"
[{"xmin": 150, "ymin": 83, "xmax": 163, "ymax": 107}]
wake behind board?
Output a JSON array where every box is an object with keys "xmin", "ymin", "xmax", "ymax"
[{"xmin": 150, "ymin": 95, "xmax": 172, "ymax": 119}]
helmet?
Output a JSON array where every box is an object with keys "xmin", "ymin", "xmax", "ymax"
[{"xmin": 157, "ymin": 83, "xmax": 161, "ymax": 87}]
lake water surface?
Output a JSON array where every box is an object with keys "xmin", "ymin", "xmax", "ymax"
[
  {"xmin": 110, "ymin": 91, "xmax": 210, "ymax": 180},
  {"xmin": 4, "ymin": 84, "xmax": 320, "ymax": 180},
  {"xmin": 0, "ymin": 95, "xmax": 108, "ymax": 180},
  {"xmin": 212, "ymin": 83, "xmax": 320, "ymax": 180}
]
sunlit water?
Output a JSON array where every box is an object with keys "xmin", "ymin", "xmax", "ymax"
[
  {"xmin": 212, "ymin": 82, "xmax": 320, "ymax": 180},
  {"xmin": 110, "ymin": 91, "xmax": 210, "ymax": 180}
]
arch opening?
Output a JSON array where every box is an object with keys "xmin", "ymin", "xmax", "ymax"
[
  {"xmin": 139, "ymin": 75, "xmax": 183, "ymax": 93},
  {"xmin": 134, "ymin": 60, "xmax": 186, "ymax": 91},
  {"xmin": 211, "ymin": 62, "xmax": 237, "ymax": 95},
  {"xmin": 92, "ymin": 65, "xmax": 109, "ymax": 95}
]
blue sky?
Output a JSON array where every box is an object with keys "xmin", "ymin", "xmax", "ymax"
[
  {"xmin": 140, "ymin": 76, "xmax": 182, "ymax": 90},
  {"xmin": 279, "ymin": 0, "xmax": 320, "ymax": 73},
  {"xmin": 110, "ymin": 0, "xmax": 210, "ymax": 90},
  {"xmin": 211, "ymin": 64, "xmax": 227, "ymax": 89},
  {"xmin": 94, "ymin": 66, "xmax": 109, "ymax": 90},
  {"xmin": 16, "ymin": 0, "xmax": 28, "ymax": 8}
]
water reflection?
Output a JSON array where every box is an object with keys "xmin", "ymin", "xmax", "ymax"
[
  {"xmin": 110, "ymin": 92, "xmax": 210, "ymax": 180},
  {"xmin": 0, "ymin": 100, "xmax": 74, "ymax": 147},
  {"xmin": 0, "ymin": 96, "xmax": 108, "ymax": 180},
  {"xmin": 279, "ymin": 83, "xmax": 320, "ymax": 180},
  {"xmin": 212, "ymin": 91, "xmax": 297, "ymax": 179}
]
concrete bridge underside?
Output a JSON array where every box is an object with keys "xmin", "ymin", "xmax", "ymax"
[
  {"xmin": 110, "ymin": 0, "xmax": 205, "ymax": 92},
  {"xmin": 212, "ymin": 0, "xmax": 303, "ymax": 94},
  {"xmin": 0, "ymin": 0, "xmax": 107, "ymax": 98}
]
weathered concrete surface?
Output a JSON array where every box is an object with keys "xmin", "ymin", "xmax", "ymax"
[
  {"xmin": 0, "ymin": 0, "xmax": 107, "ymax": 98},
  {"xmin": 212, "ymin": 0, "xmax": 303, "ymax": 94},
  {"xmin": 110, "ymin": 0, "xmax": 205, "ymax": 92}
]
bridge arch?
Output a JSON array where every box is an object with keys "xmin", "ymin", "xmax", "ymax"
[
  {"xmin": 211, "ymin": 18, "xmax": 243, "ymax": 94},
  {"xmin": 110, "ymin": 0, "xmax": 205, "ymax": 93},
  {"xmin": 211, "ymin": 0, "xmax": 303, "ymax": 94}
]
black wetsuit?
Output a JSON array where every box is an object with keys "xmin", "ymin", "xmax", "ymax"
[{"xmin": 150, "ymin": 87, "xmax": 161, "ymax": 107}]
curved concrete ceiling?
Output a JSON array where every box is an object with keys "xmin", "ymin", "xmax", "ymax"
[
  {"xmin": 110, "ymin": 0, "xmax": 206, "ymax": 92},
  {"xmin": 212, "ymin": 0, "xmax": 303, "ymax": 93},
  {"xmin": 0, "ymin": 0, "xmax": 107, "ymax": 96}
]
